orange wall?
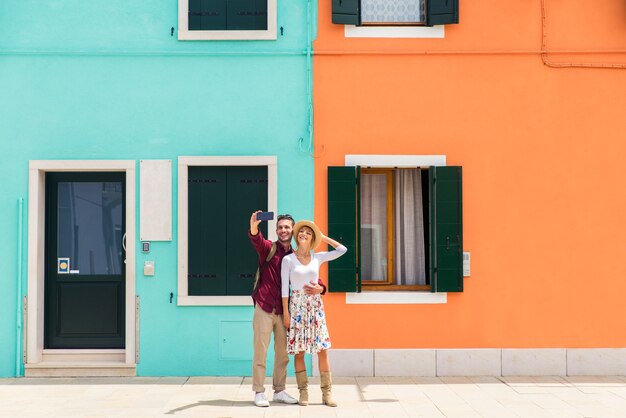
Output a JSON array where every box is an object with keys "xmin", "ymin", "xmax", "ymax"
[{"xmin": 313, "ymin": 1, "xmax": 626, "ymax": 348}]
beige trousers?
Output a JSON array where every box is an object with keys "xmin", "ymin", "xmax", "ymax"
[{"xmin": 252, "ymin": 304, "xmax": 289, "ymax": 393}]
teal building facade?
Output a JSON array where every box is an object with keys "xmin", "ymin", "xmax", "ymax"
[{"xmin": 0, "ymin": 0, "xmax": 317, "ymax": 377}]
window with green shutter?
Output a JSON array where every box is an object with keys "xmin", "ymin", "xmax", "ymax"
[
  {"xmin": 179, "ymin": 0, "xmax": 277, "ymax": 40},
  {"xmin": 327, "ymin": 165, "xmax": 463, "ymax": 293},
  {"xmin": 332, "ymin": 0, "xmax": 459, "ymax": 27},
  {"xmin": 188, "ymin": 166, "xmax": 268, "ymax": 296}
]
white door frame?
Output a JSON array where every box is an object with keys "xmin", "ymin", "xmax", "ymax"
[{"xmin": 26, "ymin": 160, "xmax": 136, "ymax": 365}]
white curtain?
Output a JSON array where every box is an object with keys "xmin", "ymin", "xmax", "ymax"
[
  {"xmin": 360, "ymin": 174, "xmax": 388, "ymax": 281},
  {"xmin": 361, "ymin": 0, "xmax": 425, "ymax": 24},
  {"xmin": 394, "ymin": 169, "xmax": 426, "ymax": 285}
]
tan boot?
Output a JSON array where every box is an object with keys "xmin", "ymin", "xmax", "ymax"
[
  {"xmin": 320, "ymin": 371, "xmax": 337, "ymax": 407},
  {"xmin": 295, "ymin": 370, "xmax": 309, "ymax": 406}
]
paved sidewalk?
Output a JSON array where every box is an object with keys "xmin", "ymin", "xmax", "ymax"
[{"xmin": 1, "ymin": 375, "xmax": 626, "ymax": 417}]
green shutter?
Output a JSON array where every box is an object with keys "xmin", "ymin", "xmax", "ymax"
[
  {"xmin": 426, "ymin": 0, "xmax": 459, "ymax": 26},
  {"xmin": 188, "ymin": 167, "xmax": 227, "ymax": 295},
  {"xmin": 332, "ymin": 0, "xmax": 361, "ymax": 25},
  {"xmin": 188, "ymin": 0, "xmax": 227, "ymax": 31},
  {"xmin": 429, "ymin": 166, "xmax": 463, "ymax": 292},
  {"xmin": 227, "ymin": 0, "xmax": 268, "ymax": 30},
  {"xmin": 328, "ymin": 166, "xmax": 361, "ymax": 292},
  {"xmin": 225, "ymin": 166, "xmax": 268, "ymax": 295}
]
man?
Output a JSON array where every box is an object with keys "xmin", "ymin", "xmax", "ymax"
[{"xmin": 248, "ymin": 211, "xmax": 325, "ymax": 407}]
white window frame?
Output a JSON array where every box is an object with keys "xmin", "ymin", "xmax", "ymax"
[
  {"xmin": 177, "ymin": 156, "xmax": 278, "ymax": 306},
  {"xmin": 345, "ymin": 24, "xmax": 444, "ymax": 39},
  {"xmin": 344, "ymin": 154, "xmax": 448, "ymax": 305},
  {"xmin": 178, "ymin": 0, "xmax": 277, "ymax": 40}
]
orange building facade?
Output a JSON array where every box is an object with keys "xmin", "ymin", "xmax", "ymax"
[{"xmin": 312, "ymin": 1, "xmax": 626, "ymax": 376}]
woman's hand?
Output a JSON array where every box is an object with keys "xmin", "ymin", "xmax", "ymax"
[
  {"xmin": 304, "ymin": 281, "xmax": 323, "ymax": 294},
  {"xmin": 283, "ymin": 313, "xmax": 290, "ymax": 330},
  {"xmin": 321, "ymin": 233, "xmax": 342, "ymax": 249}
]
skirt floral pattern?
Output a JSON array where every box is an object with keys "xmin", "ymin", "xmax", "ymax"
[{"xmin": 287, "ymin": 290, "xmax": 331, "ymax": 354}]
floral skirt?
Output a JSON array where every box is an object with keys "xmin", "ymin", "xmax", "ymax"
[{"xmin": 287, "ymin": 290, "xmax": 331, "ymax": 355}]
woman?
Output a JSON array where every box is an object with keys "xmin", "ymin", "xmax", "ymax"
[{"xmin": 281, "ymin": 220, "xmax": 346, "ymax": 407}]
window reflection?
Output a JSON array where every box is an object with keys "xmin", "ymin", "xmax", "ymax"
[{"xmin": 57, "ymin": 182, "xmax": 123, "ymax": 275}]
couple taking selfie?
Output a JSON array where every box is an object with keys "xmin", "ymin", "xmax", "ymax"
[{"xmin": 248, "ymin": 211, "xmax": 346, "ymax": 407}]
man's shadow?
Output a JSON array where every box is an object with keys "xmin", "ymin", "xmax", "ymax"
[{"xmin": 165, "ymin": 399, "xmax": 289, "ymax": 414}]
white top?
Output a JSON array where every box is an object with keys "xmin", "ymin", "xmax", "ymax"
[{"xmin": 281, "ymin": 246, "xmax": 347, "ymax": 297}]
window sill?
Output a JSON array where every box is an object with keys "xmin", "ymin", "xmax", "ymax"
[
  {"xmin": 178, "ymin": 296, "xmax": 254, "ymax": 306},
  {"xmin": 345, "ymin": 291, "xmax": 446, "ymax": 305},
  {"xmin": 344, "ymin": 25, "xmax": 444, "ymax": 39},
  {"xmin": 362, "ymin": 284, "xmax": 431, "ymax": 291}
]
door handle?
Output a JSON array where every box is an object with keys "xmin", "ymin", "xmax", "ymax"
[{"xmin": 122, "ymin": 233, "xmax": 127, "ymax": 264}]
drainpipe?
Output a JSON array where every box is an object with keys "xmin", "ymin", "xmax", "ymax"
[
  {"xmin": 306, "ymin": 0, "xmax": 313, "ymax": 149},
  {"xmin": 16, "ymin": 198, "xmax": 23, "ymax": 377}
]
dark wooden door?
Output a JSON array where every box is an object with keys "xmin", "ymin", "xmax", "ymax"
[{"xmin": 45, "ymin": 172, "xmax": 126, "ymax": 348}]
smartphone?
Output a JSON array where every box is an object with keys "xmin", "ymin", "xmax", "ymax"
[{"xmin": 256, "ymin": 211, "xmax": 274, "ymax": 221}]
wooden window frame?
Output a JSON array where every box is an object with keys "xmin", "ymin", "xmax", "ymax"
[
  {"xmin": 360, "ymin": 167, "xmax": 431, "ymax": 292},
  {"xmin": 360, "ymin": 168, "xmax": 394, "ymax": 286}
]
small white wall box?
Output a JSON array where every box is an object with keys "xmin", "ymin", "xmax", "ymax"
[
  {"xmin": 144, "ymin": 261, "xmax": 155, "ymax": 276},
  {"xmin": 463, "ymin": 252, "xmax": 470, "ymax": 277}
]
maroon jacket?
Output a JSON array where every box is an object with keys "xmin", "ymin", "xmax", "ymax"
[{"xmin": 249, "ymin": 230, "xmax": 326, "ymax": 314}]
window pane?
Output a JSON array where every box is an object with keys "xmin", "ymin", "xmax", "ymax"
[
  {"xmin": 393, "ymin": 169, "xmax": 426, "ymax": 285},
  {"xmin": 361, "ymin": 0, "xmax": 425, "ymax": 24},
  {"xmin": 57, "ymin": 182, "xmax": 123, "ymax": 275},
  {"xmin": 360, "ymin": 174, "xmax": 388, "ymax": 281}
]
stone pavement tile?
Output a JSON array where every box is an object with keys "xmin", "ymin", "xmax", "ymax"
[
  {"xmin": 435, "ymin": 405, "xmax": 482, "ymax": 418},
  {"xmin": 462, "ymin": 398, "xmax": 512, "ymax": 415},
  {"xmin": 442, "ymin": 378, "xmax": 490, "ymax": 401},
  {"xmin": 366, "ymin": 399, "xmax": 409, "ymax": 418},
  {"xmin": 411, "ymin": 377, "xmax": 445, "ymax": 385},
  {"xmin": 525, "ymin": 393, "xmax": 578, "ymax": 409},
  {"xmin": 496, "ymin": 397, "xmax": 553, "ymax": 418},
  {"xmin": 507, "ymin": 384, "xmax": 583, "ymax": 395},
  {"xmin": 564, "ymin": 376, "xmax": 626, "ymax": 386},
  {"xmin": 187, "ymin": 376, "xmax": 243, "ymax": 385},
  {"xmin": 420, "ymin": 384, "xmax": 469, "ymax": 407},
  {"xmin": 384, "ymin": 376, "xmax": 417, "ymax": 385},
  {"xmin": 500, "ymin": 375, "xmax": 572, "ymax": 387},
  {"xmin": 608, "ymin": 387, "xmax": 626, "ymax": 400},
  {"xmin": 400, "ymin": 402, "xmax": 446, "ymax": 418},
  {"xmin": 389, "ymin": 386, "xmax": 428, "ymax": 401},
  {"xmin": 331, "ymin": 386, "xmax": 363, "ymax": 402},
  {"xmin": 468, "ymin": 376, "xmax": 502, "ymax": 384},
  {"xmin": 300, "ymin": 404, "xmax": 340, "ymax": 418},
  {"xmin": 355, "ymin": 376, "xmax": 393, "ymax": 393},
  {"xmin": 258, "ymin": 404, "xmax": 300, "ymax": 418},
  {"xmin": 335, "ymin": 400, "xmax": 373, "ymax": 418}
]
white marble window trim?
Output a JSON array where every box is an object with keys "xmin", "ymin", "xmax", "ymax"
[
  {"xmin": 344, "ymin": 154, "xmax": 447, "ymax": 305},
  {"xmin": 177, "ymin": 156, "xmax": 277, "ymax": 306},
  {"xmin": 345, "ymin": 25, "xmax": 444, "ymax": 39},
  {"xmin": 178, "ymin": 0, "xmax": 277, "ymax": 40}
]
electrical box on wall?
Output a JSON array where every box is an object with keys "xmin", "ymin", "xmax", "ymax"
[
  {"xmin": 144, "ymin": 261, "xmax": 155, "ymax": 276},
  {"xmin": 463, "ymin": 252, "xmax": 470, "ymax": 277}
]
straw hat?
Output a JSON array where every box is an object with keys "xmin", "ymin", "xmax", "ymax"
[{"xmin": 293, "ymin": 220, "xmax": 323, "ymax": 250}]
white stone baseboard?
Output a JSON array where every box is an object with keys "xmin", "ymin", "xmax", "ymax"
[
  {"xmin": 311, "ymin": 348, "xmax": 626, "ymax": 377},
  {"xmin": 567, "ymin": 349, "xmax": 626, "ymax": 376},
  {"xmin": 502, "ymin": 349, "xmax": 566, "ymax": 376}
]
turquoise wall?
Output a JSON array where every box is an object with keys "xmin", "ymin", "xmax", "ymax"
[{"xmin": 0, "ymin": 0, "xmax": 316, "ymax": 377}]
